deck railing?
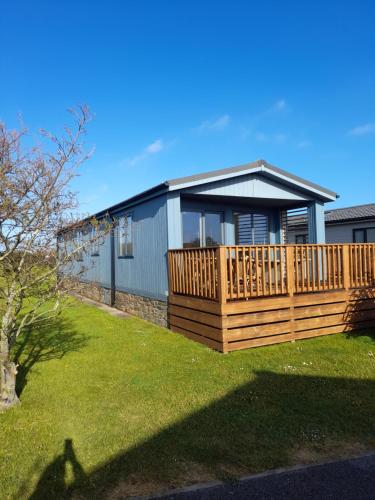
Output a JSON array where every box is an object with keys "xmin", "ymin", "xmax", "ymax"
[{"xmin": 168, "ymin": 244, "xmax": 375, "ymax": 303}]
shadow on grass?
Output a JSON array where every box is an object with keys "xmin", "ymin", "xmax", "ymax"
[
  {"xmin": 344, "ymin": 288, "xmax": 375, "ymax": 342},
  {"xmin": 27, "ymin": 370, "xmax": 375, "ymax": 499},
  {"xmin": 13, "ymin": 315, "xmax": 88, "ymax": 397}
]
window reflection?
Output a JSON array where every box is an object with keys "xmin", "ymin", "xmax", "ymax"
[{"xmin": 182, "ymin": 211, "xmax": 223, "ymax": 248}]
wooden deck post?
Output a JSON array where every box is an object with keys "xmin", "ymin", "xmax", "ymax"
[
  {"xmin": 342, "ymin": 244, "xmax": 350, "ymax": 290},
  {"xmin": 217, "ymin": 246, "xmax": 227, "ymax": 304},
  {"xmin": 286, "ymin": 246, "xmax": 295, "ymax": 297}
]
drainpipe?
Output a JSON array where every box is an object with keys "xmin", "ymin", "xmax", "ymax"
[{"xmin": 110, "ymin": 225, "xmax": 116, "ymax": 306}]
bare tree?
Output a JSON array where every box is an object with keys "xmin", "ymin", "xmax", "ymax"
[{"xmin": 0, "ymin": 106, "xmax": 106, "ymax": 411}]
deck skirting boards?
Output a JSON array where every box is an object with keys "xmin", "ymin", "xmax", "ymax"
[{"xmin": 168, "ymin": 288, "xmax": 375, "ymax": 352}]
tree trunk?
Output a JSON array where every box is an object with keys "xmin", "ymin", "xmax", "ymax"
[{"xmin": 0, "ymin": 359, "xmax": 19, "ymax": 411}]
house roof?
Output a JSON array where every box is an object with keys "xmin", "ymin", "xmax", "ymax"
[
  {"xmin": 92, "ymin": 159, "xmax": 337, "ymax": 218},
  {"xmin": 325, "ymin": 203, "xmax": 375, "ymax": 224},
  {"xmin": 166, "ymin": 159, "xmax": 337, "ymax": 200}
]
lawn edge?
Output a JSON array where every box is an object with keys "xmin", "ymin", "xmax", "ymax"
[{"xmin": 136, "ymin": 450, "xmax": 375, "ymax": 500}]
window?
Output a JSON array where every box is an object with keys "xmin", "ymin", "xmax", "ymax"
[
  {"xmin": 118, "ymin": 214, "xmax": 133, "ymax": 257},
  {"xmin": 75, "ymin": 230, "xmax": 84, "ymax": 261},
  {"xmin": 234, "ymin": 212, "xmax": 270, "ymax": 245},
  {"xmin": 182, "ymin": 211, "xmax": 201, "ymax": 248},
  {"xmin": 295, "ymin": 234, "xmax": 308, "ymax": 244},
  {"xmin": 91, "ymin": 226, "xmax": 100, "ymax": 256},
  {"xmin": 205, "ymin": 212, "xmax": 222, "ymax": 246},
  {"xmin": 353, "ymin": 227, "xmax": 375, "ymax": 243},
  {"xmin": 182, "ymin": 211, "xmax": 223, "ymax": 248}
]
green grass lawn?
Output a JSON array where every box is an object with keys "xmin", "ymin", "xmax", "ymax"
[{"xmin": 1, "ymin": 297, "xmax": 375, "ymax": 499}]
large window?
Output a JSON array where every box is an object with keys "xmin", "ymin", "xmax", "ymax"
[
  {"xmin": 353, "ymin": 227, "xmax": 375, "ymax": 243},
  {"xmin": 234, "ymin": 212, "xmax": 270, "ymax": 245},
  {"xmin": 118, "ymin": 214, "xmax": 133, "ymax": 257},
  {"xmin": 182, "ymin": 210, "xmax": 223, "ymax": 248}
]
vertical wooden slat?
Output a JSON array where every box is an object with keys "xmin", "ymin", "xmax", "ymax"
[
  {"xmin": 267, "ymin": 247, "xmax": 272, "ymax": 295},
  {"xmin": 286, "ymin": 246, "xmax": 295, "ymax": 297},
  {"xmin": 273, "ymin": 247, "xmax": 281, "ymax": 295},
  {"xmin": 212, "ymin": 249, "xmax": 217, "ymax": 298},
  {"xmin": 298, "ymin": 246, "xmax": 303, "ymax": 293},
  {"xmin": 217, "ymin": 246, "xmax": 227, "ymax": 304},
  {"xmin": 255, "ymin": 247, "xmax": 260, "ymax": 296},
  {"xmin": 242, "ymin": 247, "xmax": 247, "ymax": 298},
  {"xmin": 206, "ymin": 250, "xmax": 211, "ymax": 298},
  {"xmin": 228, "ymin": 247, "xmax": 233, "ymax": 299},
  {"xmin": 280, "ymin": 246, "xmax": 285, "ymax": 294},
  {"xmin": 234, "ymin": 247, "xmax": 240, "ymax": 299},
  {"xmin": 311, "ymin": 246, "xmax": 316, "ymax": 291},
  {"xmin": 248, "ymin": 247, "xmax": 253, "ymax": 297},
  {"xmin": 347, "ymin": 246, "xmax": 351, "ymax": 288},
  {"xmin": 260, "ymin": 247, "xmax": 266, "ymax": 296}
]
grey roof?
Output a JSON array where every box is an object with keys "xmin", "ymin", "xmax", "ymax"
[
  {"xmin": 325, "ymin": 203, "xmax": 375, "ymax": 223},
  {"xmin": 92, "ymin": 158, "xmax": 336, "ymax": 219},
  {"xmin": 167, "ymin": 159, "xmax": 337, "ymax": 199}
]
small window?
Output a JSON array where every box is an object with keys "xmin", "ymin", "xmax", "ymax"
[
  {"xmin": 353, "ymin": 227, "xmax": 375, "ymax": 243},
  {"xmin": 118, "ymin": 214, "xmax": 133, "ymax": 257}
]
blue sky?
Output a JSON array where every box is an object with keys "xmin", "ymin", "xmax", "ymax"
[{"xmin": 1, "ymin": 0, "xmax": 374, "ymax": 214}]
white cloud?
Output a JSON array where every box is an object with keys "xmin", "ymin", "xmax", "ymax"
[
  {"xmin": 247, "ymin": 130, "xmax": 287, "ymax": 144},
  {"xmin": 274, "ymin": 133, "xmax": 287, "ymax": 144},
  {"xmin": 265, "ymin": 99, "xmax": 287, "ymax": 114},
  {"xmin": 297, "ymin": 140, "xmax": 311, "ymax": 149},
  {"xmin": 145, "ymin": 139, "xmax": 164, "ymax": 153},
  {"xmin": 274, "ymin": 99, "xmax": 287, "ymax": 111},
  {"xmin": 195, "ymin": 114, "xmax": 230, "ymax": 132},
  {"xmin": 348, "ymin": 123, "xmax": 375, "ymax": 136},
  {"xmin": 126, "ymin": 138, "xmax": 164, "ymax": 166},
  {"xmin": 255, "ymin": 132, "xmax": 268, "ymax": 142}
]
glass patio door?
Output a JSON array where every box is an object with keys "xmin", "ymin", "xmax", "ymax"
[{"xmin": 182, "ymin": 210, "xmax": 223, "ymax": 248}]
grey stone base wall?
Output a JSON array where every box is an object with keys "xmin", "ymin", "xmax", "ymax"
[
  {"xmin": 68, "ymin": 280, "xmax": 168, "ymax": 328},
  {"xmin": 114, "ymin": 290, "xmax": 168, "ymax": 328},
  {"xmin": 69, "ymin": 280, "xmax": 105, "ymax": 304}
]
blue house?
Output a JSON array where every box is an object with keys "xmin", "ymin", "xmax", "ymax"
[{"xmin": 63, "ymin": 159, "xmax": 337, "ymax": 327}]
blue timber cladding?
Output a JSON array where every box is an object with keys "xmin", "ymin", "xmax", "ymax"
[
  {"xmin": 66, "ymin": 230, "xmax": 112, "ymax": 288},
  {"xmin": 114, "ymin": 194, "xmax": 168, "ymax": 301},
  {"xmin": 66, "ymin": 194, "xmax": 169, "ymax": 301},
  {"xmin": 182, "ymin": 173, "xmax": 315, "ymax": 201},
  {"xmin": 308, "ymin": 201, "xmax": 326, "ymax": 243},
  {"xmin": 86, "ymin": 232, "xmax": 112, "ymax": 287}
]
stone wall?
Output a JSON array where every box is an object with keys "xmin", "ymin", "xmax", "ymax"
[
  {"xmin": 114, "ymin": 290, "xmax": 168, "ymax": 328},
  {"xmin": 68, "ymin": 280, "xmax": 105, "ymax": 304},
  {"xmin": 69, "ymin": 279, "xmax": 168, "ymax": 328}
]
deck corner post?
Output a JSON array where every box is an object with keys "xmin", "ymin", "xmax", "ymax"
[
  {"xmin": 342, "ymin": 244, "xmax": 350, "ymax": 290},
  {"xmin": 286, "ymin": 246, "xmax": 295, "ymax": 297},
  {"xmin": 217, "ymin": 246, "xmax": 227, "ymax": 304}
]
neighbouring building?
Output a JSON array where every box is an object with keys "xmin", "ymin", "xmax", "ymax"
[{"xmin": 287, "ymin": 203, "xmax": 375, "ymax": 244}]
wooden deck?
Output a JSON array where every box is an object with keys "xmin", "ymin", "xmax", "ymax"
[{"xmin": 168, "ymin": 244, "xmax": 375, "ymax": 352}]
